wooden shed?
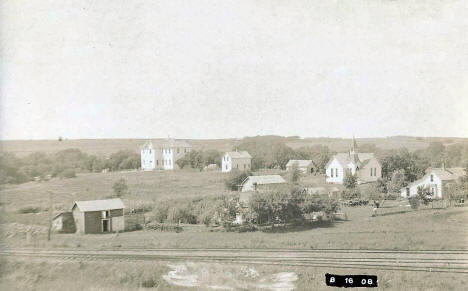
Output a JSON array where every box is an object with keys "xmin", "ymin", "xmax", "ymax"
[
  {"xmin": 51, "ymin": 212, "xmax": 76, "ymax": 233},
  {"xmin": 72, "ymin": 198, "xmax": 125, "ymax": 234}
]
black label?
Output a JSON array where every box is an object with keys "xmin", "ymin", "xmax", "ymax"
[{"xmin": 325, "ymin": 273, "xmax": 378, "ymax": 288}]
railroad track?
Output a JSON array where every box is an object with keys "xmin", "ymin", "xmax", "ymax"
[{"xmin": 2, "ymin": 248, "xmax": 468, "ymax": 274}]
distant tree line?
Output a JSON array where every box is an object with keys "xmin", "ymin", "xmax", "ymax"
[
  {"xmin": 175, "ymin": 149, "xmax": 222, "ymax": 171},
  {"xmin": 235, "ymin": 135, "xmax": 334, "ymax": 172},
  {"xmin": 0, "ymin": 149, "xmax": 140, "ymax": 184}
]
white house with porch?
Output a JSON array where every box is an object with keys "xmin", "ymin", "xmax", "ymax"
[{"xmin": 400, "ymin": 167, "xmax": 465, "ymax": 199}]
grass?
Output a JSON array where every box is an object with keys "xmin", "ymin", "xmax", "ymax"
[
  {"xmin": 1, "ymin": 256, "xmax": 466, "ymax": 291},
  {"xmin": 0, "ymin": 169, "xmax": 230, "ymax": 226},
  {"xmin": 1, "ymin": 170, "xmax": 467, "ymax": 251}
]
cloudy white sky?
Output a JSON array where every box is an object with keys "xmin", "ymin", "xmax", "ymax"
[{"xmin": 1, "ymin": 0, "xmax": 467, "ymax": 140}]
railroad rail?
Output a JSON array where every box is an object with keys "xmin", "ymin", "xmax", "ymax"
[{"xmin": 2, "ymin": 248, "xmax": 468, "ymax": 274}]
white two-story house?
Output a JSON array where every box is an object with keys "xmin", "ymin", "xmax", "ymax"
[
  {"xmin": 326, "ymin": 137, "xmax": 381, "ymax": 184},
  {"xmin": 222, "ymin": 151, "xmax": 252, "ymax": 172},
  {"xmin": 140, "ymin": 139, "xmax": 192, "ymax": 171}
]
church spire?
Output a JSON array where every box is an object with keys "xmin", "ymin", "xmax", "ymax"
[{"xmin": 350, "ymin": 135, "xmax": 358, "ymax": 154}]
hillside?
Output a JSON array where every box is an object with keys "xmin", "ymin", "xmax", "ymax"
[{"xmin": 0, "ymin": 136, "xmax": 466, "ymax": 157}]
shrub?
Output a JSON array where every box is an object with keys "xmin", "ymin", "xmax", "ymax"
[
  {"xmin": 408, "ymin": 196, "xmax": 420, "ymax": 209},
  {"xmin": 18, "ymin": 206, "xmax": 42, "ymax": 214},
  {"xmin": 58, "ymin": 168, "xmax": 76, "ymax": 178},
  {"xmin": 343, "ymin": 174, "xmax": 357, "ymax": 189},
  {"xmin": 342, "ymin": 188, "xmax": 361, "ymax": 200},
  {"xmin": 224, "ymin": 170, "xmax": 252, "ymax": 191},
  {"xmin": 112, "ymin": 178, "xmax": 128, "ymax": 197}
]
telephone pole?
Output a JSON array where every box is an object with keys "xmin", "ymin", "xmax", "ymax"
[{"xmin": 47, "ymin": 191, "xmax": 52, "ymax": 241}]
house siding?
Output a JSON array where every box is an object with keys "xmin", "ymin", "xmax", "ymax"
[
  {"xmin": 326, "ymin": 159, "xmax": 344, "ymax": 184},
  {"xmin": 222, "ymin": 154, "xmax": 251, "ymax": 173}
]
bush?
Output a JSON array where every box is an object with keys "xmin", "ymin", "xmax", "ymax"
[
  {"xmin": 112, "ymin": 178, "xmax": 128, "ymax": 197},
  {"xmin": 342, "ymin": 188, "xmax": 361, "ymax": 200},
  {"xmin": 145, "ymin": 222, "xmax": 183, "ymax": 232},
  {"xmin": 58, "ymin": 168, "xmax": 76, "ymax": 178},
  {"xmin": 224, "ymin": 170, "xmax": 252, "ymax": 191},
  {"xmin": 343, "ymin": 174, "xmax": 357, "ymax": 189},
  {"xmin": 18, "ymin": 206, "xmax": 42, "ymax": 214},
  {"xmin": 408, "ymin": 196, "xmax": 420, "ymax": 209}
]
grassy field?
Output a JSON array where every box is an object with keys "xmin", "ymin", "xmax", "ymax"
[
  {"xmin": 1, "ymin": 136, "xmax": 465, "ymax": 157},
  {"xmin": 1, "ymin": 170, "xmax": 467, "ymax": 250},
  {"xmin": 1, "ymin": 256, "xmax": 466, "ymax": 291},
  {"xmin": 0, "ymin": 169, "xmax": 231, "ymax": 226}
]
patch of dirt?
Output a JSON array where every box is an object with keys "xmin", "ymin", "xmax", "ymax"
[{"xmin": 162, "ymin": 263, "xmax": 298, "ymax": 290}]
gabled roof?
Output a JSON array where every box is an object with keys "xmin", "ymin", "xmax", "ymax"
[
  {"xmin": 141, "ymin": 139, "xmax": 191, "ymax": 150},
  {"xmin": 226, "ymin": 151, "xmax": 251, "ymax": 159},
  {"xmin": 406, "ymin": 167, "xmax": 465, "ymax": 188},
  {"xmin": 428, "ymin": 167, "xmax": 465, "ymax": 181},
  {"xmin": 72, "ymin": 198, "xmax": 125, "ymax": 212},
  {"xmin": 286, "ymin": 160, "xmax": 316, "ymax": 168},
  {"xmin": 327, "ymin": 153, "xmax": 377, "ymax": 169},
  {"xmin": 242, "ymin": 175, "xmax": 286, "ymax": 186}
]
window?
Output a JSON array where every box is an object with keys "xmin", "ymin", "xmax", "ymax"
[
  {"xmin": 184, "ymin": 148, "xmax": 187, "ymax": 153},
  {"xmin": 149, "ymin": 149, "xmax": 151, "ymax": 154},
  {"xmin": 331, "ymin": 168, "xmax": 334, "ymax": 177},
  {"xmin": 156, "ymin": 160, "xmax": 159, "ymax": 165},
  {"xmin": 102, "ymin": 210, "xmax": 110, "ymax": 219},
  {"xmin": 177, "ymin": 148, "xmax": 180, "ymax": 154},
  {"xmin": 244, "ymin": 164, "xmax": 246, "ymax": 169},
  {"xmin": 430, "ymin": 174, "xmax": 434, "ymax": 182},
  {"xmin": 236, "ymin": 164, "xmax": 239, "ymax": 169},
  {"xmin": 335, "ymin": 168, "xmax": 338, "ymax": 178}
]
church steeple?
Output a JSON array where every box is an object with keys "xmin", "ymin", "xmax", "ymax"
[
  {"xmin": 350, "ymin": 136, "xmax": 358, "ymax": 155},
  {"xmin": 349, "ymin": 136, "xmax": 360, "ymax": 166}
]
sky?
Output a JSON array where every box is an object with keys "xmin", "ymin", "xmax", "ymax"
[{"xmin": 1, "ymin": 0, "xmax": 467, "ymax": 140}]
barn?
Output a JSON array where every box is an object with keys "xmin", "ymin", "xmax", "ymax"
[{"xmin": 72, "ymin": 198, "xmax": 125, "ymax": 234}]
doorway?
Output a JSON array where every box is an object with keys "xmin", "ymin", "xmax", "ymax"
[{"xmin": 102, "ymin": 219, "xmax": 110, "ymax": 232}]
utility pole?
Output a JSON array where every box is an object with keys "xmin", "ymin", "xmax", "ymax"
[{"xmin": 47, "ymin": 191, "xmax": 52, "ymax": 242}]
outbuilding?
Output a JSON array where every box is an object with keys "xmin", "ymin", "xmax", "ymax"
[
  {"xmin": 51, "ymin": 212, "xmax": 76, "ymax": 233},
  {"xmin": 72, "ymin": 198, "xmax": 125, "ymax": 234},
  {"xmin": 239, "ymin": 175, "xmax": 286, "ymax": 192},
  {"xmin": 286, "ymin": 160, "xmax": 319, "ymax": 174}
]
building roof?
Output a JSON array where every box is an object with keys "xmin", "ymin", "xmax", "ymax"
[
  {"xmin": 226, "ymin": 151, "xmax": 251, "ymax": 159},
  {"xmin": 406, "ymin": 167, "xmax": 465, "ymax": 188},
  {"xmin": 428, "ymin": 167, "xmax": 465, "ymax": 181},
  {"xmin": 328, "ymin": 153, "xmax": 376, "ymax": 168},
  {"xmin": 242, "ymin": 175, "xmax": 286, "ymax": 186},
  {"xmin": 72, "ymin": 198, "xmax": 125, "ymax": 212},
  {"xmin": 141, "ymin": 139, "xmax": 191, "ymax": 150},
  {"xmin": 286, "ymin": 160, "xmax": 316, "ymax": 168}
]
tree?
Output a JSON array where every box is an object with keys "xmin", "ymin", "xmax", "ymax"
[
  {"xmin": 388, "ymin": 169, "xmax": 406, "ymax": 193},
  {"xmin": 289, "ymin": 163, "xmax": 302, "ymax": 184},
  {"xmin": 112, "ymin": 178, "xmax": 128, "ymax": 197},
  {"xmin": 417, "ymin": 186, "xmax": 432, "ymax": 205},
  {"xmin": 224, "ymin": 170, "xmax": 251, "ymax": 191},
  {"xmin": 343, "ymin": 174, "xmax": 357, "ymax": 189}
]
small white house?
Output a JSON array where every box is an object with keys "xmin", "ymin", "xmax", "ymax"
[
  {"xmin": 400, "ymin": 167, "xmax": 465, "ymax": 199},
  {"xmin": 222, "ymin": 151, "xmax": 252, "ymax": 172},
  {"xmin": 239, "ymin": 175, "xmax": 286, "ymax": 192},
  {"xmin": 326, "ymin": 137, "xmax": 381, "ymax": 184}
]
